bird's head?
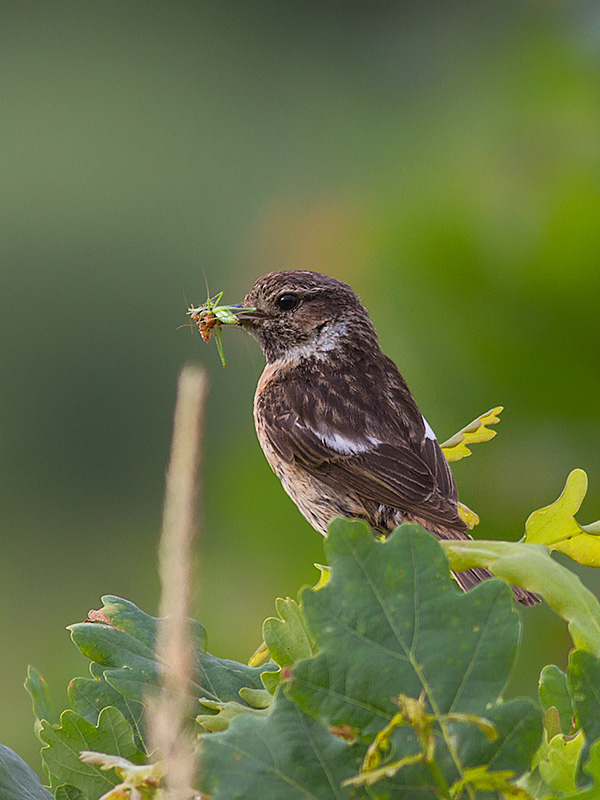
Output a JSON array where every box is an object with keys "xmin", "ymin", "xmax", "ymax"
[{"xmin": 235, "ymin": 270, "xmax": 379, "ymax": 363}]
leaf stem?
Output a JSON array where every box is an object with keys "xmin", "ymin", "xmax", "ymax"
[
  {"xmin": 426, "ymin": 756, "xmax": 452, "ymax": 800},
  {"xmin": 413, "ymin": 667, "xmax": 478, "ymax": 800}
]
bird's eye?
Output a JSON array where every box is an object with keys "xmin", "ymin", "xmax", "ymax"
[{"xmin": 276, "ymin": 293, "xmax": 300, "ymax": 311}]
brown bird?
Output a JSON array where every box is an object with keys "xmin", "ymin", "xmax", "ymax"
[{"xmin": 231, "ymin": 270, "xmax": 538, "ymax": 606}]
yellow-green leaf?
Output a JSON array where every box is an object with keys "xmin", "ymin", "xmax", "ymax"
[
  {"xmin": 536, "ymin": 730, "xmax": 585, "ymax": 795},
  {"xmin": 560, "ymin": 537, "xmax": 600, "ymax": 568},
  {"xmin": 196, "ymin": 696, "xmax": 271, "ymax": 733},
  {"xmin": 450, "ymin": 765, "xmax": 530, "ymax": 800},
  {"xmin": 441, "ymin": 538, "xmax": 600, "ymax": 655},
  {"xmin": 458, "ymin": 502, "xmax": 480, "ymax": 529},
  {"xmin": 441, "ymin": 407, "xmax": 503, "ymax": 463},
  {"xmin": 313, "ymin": 563, "xmax": 331, "ymax": 590},
  {"xmin": 525, "ymin": 470, "xmax": 600, "ymax": 567},
  {"xmin": 247, "ymin": 641, "xmax": 269, "ymax": 668}
]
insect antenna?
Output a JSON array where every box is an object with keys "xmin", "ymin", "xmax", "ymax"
[{"xmin": 202, "ymin": 269, "xmax": 211, "ymax": 304}]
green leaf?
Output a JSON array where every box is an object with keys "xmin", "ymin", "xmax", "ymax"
[
  {"xmin": 89, "ymin": 662, "xmax": 106, "ymax": 680},
  {"xmin": 68, "ymin": 622, "xmax": 162, "ymax": 702},
  {"xmin": 441, "ymin": 538, "xmax": 600, "ymax": 655},
  {"xmin": 39, "ymin": 707, "xmax": 144, "ymax": 800},
  {"xmin": 544, "ymin": 739, "xmax": 600, "ymax": 800},
  {"xmin": 257, "ymin": 597, "xmax": 317, "ymax": 696},
  {"xmin": 54, "ymin": 786, "xmax": 84, "ymax": 800},
  {"xmin": 69, "ymin": 596, "xmax": 276, "ymax": 716},
  {"xmin": 536, "ymin": 730, "xmax": 585, "ymax": 795},
  {"xmin": 525, "ymin": 470, "xmax": 600, "ymax": 567},
  {"xmin": 0, "ymin": 743, "xmax": 54, "ymax": 800},
  {"xmin": 354, "ymin": 695, "xmax": 541, "ymax": 795},
  {"xmin": 291, "ymin": 520, "xmax": 523, "ymax": 735},
  {"xmin": 239, "ymin": 687, "xmax": 273, "ymax": 708},
  {"xmin": 197, "ymin": 687, "xmax": 273, "ymax": 733},
  {"xmin": 197, "ymin": 697, "xmax": 272, "ymax": 733},
  {"xmin": 199, "ymin": 692, "xmax": 366, "ymax": 800},
  {"xmin": 25, "ymin": 666, "xmax": 58, "ymax": 728},
  {"xmin": 262, "ymin": 597, "xmax": 315, "ymax": 669},
  {"xmin": 194, "ymin": 652, "xmax": 278, "ymax": 710},
  {"xmin": 91, "ymin": 595, "xmax": 191, "ymax": 649},
  {"xmin": 453, "ymin": 699, "xmax": 542, "ymax": 776},
  {"xmin": 68, "ymin": 673, "xmax": 146, "ymax": 752},
  {"xmin": 568, "ymin": 651, "xmax": 600, "ymax": 745},
  {"xmin": 287, "ymin": 520, "xmax": 541, "ymax": 794},
  {"xmin": 539, "ymin": 665, "xmax": 574, "ymax": 734},
  {"xmin": 260, "ymin": 669, "xmax": 281, "ymax": 695},
  {"xmin": 568, "ymin": 650, "xmax": 600, "ymax": 771}
]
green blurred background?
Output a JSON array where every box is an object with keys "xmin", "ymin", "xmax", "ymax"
[{"xmin": 1, "ymin": 0, "xmax": 599, "ymax": 768}]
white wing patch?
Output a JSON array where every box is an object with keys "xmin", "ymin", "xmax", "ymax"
[
  {"xmin": 422, "ymin": 416, "xmax": 437, "ymax": 441},
  {"xmin": 309, "ymin": 424, "xmax": 381, "ymax": 456}
]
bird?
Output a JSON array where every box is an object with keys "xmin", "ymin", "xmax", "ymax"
[{"xmin": 231, "ymin": 269, "xmax": 539, "ymax": 606}]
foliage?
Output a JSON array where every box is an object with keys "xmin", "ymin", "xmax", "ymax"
[
  {"xmin": 524, "ymin": 470, "xmax": 600, "ymax": 567},
  {"xmin": 1, "ymin": 410, "xmax": 600, "ymax": 799},
  {"xmin": 441, "ymin": 407, "xmax": 503, "ymax": 528},
  {"xmin": 0, "ymin": 744, "xmax": 53, "ymax": 800},
  {"xmin": 7, "ymin": 597, "xmax": 276, "ymax": 800},
  {"xmin": 0, "ymin": 517, "xmax": 599, "ymax": 800},
  {"xmin": 441, "ymin": 406, "xmax": 503, "ymax": 463}
]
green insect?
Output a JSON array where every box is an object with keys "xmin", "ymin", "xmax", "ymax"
[{"xmin": 187, "ymin": 291, "xmax": 255, "ymax": 367}]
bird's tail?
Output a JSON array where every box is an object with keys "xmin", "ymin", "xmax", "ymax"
[
  {"xmin": 452, "ymin": 565, "xmax": 540, "ymax": 607},
  {"xmin": 424, "ymin": 523, "xmax": 541, "ymax": 607}
]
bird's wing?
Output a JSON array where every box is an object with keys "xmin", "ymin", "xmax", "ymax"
[{"xmin": 257, "ymin": 390, "xmax": 464, "ymax": 530}]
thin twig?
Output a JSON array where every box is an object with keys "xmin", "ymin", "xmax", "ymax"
[{"xmin": 148, "ymin": 364, "xmax": 208, "ymax": 800}]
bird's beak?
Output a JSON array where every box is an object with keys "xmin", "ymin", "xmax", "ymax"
[{"xmin": 229, "ymin": 304, "xmax": 270, "ymax": 324}]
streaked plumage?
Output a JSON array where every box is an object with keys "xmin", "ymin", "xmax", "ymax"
[{"xmin": 236, "ymin": 270, "xmax": 538, "ymax": 605}]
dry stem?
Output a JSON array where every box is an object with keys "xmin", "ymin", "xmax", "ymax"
[{"xmin": 148, "ymin": 364, "xmax": 207, "ymax": 800}]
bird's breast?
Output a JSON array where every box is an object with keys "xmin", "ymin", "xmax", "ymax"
[{"xmin": 253, "ymin": 361, "xmax": 289, "ymax": 478}]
